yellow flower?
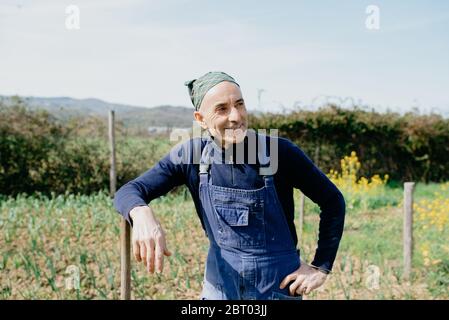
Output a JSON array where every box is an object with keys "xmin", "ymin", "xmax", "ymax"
[{"xmin": 328, "ymin": 152, "xmax": 388, "ymax": 202}]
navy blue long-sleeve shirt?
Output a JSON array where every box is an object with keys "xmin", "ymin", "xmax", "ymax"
[{"xmin": 113, "ymin": 132, "xmax": 345, "ymax": 272}]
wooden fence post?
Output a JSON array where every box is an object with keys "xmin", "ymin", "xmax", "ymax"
[
  {"xmin": 403, "ymin": 182, "xmax": 415, "ymax": 281},
  {"xmin": 109, "ymin": 110, "xmax": 131, "ymax": 299}
]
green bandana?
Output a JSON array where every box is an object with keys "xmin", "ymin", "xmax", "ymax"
[{"xmin": 184, "ymin": 71, "xmax": 240, "ymax": 111}]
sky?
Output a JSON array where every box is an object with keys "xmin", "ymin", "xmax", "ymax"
[{"xmin": 1, "ymin": 0, "xmax": 448, "ymax": 116}]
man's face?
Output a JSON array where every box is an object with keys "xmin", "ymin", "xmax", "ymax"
[{"xmin": 194, "ymin": 81, "xmax": 248, "ymax": 148}]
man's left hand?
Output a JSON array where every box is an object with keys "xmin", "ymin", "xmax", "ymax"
[{"xmin": 279, "ymin": 262, "xmax": 328, "ymax": 296}]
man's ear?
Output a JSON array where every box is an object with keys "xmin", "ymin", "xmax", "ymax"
[{"xmin": 194, "ymin": 111, "xmax": 208, "ymax": 130}]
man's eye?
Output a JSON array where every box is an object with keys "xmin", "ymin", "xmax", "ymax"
[{"xmin": 216, "ymin": 107, "xmax": 226, "ymax": 112}]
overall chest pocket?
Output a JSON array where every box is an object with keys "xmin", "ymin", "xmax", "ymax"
[{"xmin": 213, "ymin": 202, "xmax": 266, "ymax": 249}]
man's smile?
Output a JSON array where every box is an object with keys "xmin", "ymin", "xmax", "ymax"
[{"xmin": 225, "ymin": 124, "xmax": 245, "ymax": 131}]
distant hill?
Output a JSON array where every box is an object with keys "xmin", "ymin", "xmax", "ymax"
[{"xmin": 0, "ymin": 95, "xmax": 196, "ymax": 128}]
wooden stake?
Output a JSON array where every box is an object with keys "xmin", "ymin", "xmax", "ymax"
[
  {"xmin": 109, "ymin": 110, "xmax": 131, "ymax": 299},
  {"xmin": 120, "ymin": 218, "xmax": 131, "ymax": 299},
  {"xmin": 403, "ymin": 182, "xmax": 415, "ymax": 281}
]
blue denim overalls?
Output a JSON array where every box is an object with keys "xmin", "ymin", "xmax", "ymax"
[{"xmin": 198, "ymin": 137, "xmax": 302, "ymax": 300}]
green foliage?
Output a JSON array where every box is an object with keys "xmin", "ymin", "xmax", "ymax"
[
  {"xmin": 250, "ymin": 105, "xmax": 449, "ymax": 183},
  {"xmin": 0, "ymin": 191, "xmax": 207, "ymax": 299},
  {"xmin": 0, "ymin": 103, "xmax": 172, "ymax": 196},
  {"xmin": 2, "ymin": 101, "xmax": 448, "ymax": 196},
  {"xmin": 1, "ymin": 184, "xmax": 447, "ymax": 299},
  {"xmin": 0, "ymin": 103, "xmax": 67, "ymax": 194}
]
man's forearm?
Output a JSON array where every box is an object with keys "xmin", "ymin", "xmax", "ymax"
[
  {"xmin": 113, "ymin": 152, "xmax": 186, "ymax": 225},
  {"xmin": 311, "ymin": 191, "xmax": 346, "ymax": 272}
]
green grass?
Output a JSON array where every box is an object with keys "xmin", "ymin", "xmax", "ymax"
[
  {"xmin": 294, "ymin": 182, "xmax": 448, "ymax": 299},
  {"xmin": 0, "ymin": 182, "xmax": 447, "ymax": 299}
]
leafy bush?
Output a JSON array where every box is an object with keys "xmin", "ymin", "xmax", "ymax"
[
  {"xmin": 0, "ymin": 103, "xmax": 172, "ymax": 195},
  {"xmin": 250, "ymin": 105, "xmax": 449, "ymax": 183},
  {"xmin": 2, "ymin": 101, "xmax": 448, "ymax": 196}
]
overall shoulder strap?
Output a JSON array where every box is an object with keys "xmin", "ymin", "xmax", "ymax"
[{"xmin": 199, "ymin": 137, "xmax": 214, "ymax": 174}]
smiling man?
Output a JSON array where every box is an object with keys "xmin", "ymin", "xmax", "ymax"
[
  {"xmin": 187, "ymin": 74, "xmax": 248, "ymax": 148},
  {"xmin": 113, "ymin": 71, "xmax": 346, "ymax": 300}
]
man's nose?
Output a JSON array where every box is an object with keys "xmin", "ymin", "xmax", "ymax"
[{"xmin": 228, "ymin": 106, "xmax": 241, "ymax": 122}]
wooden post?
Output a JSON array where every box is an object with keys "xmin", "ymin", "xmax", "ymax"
[
  {"xmin": 403, "ymin": 182, "xmax": 415, "ymax": 281},
  {"xmin": 298, "ymin": 192, "xmax": 305, "ymax": 244},
  {"xmin": 109, "ymin": 110, "xmax": 117, "ymax": 195},
  {"xmin": 109, "ymin": 110, "xmax": 131, "ymax": 299},
  {"xmin": 120, "ymin": 216, "xmax": 131, "ymax": 299}
]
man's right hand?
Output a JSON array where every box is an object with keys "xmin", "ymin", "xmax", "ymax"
[{"xmin": 129, "ymin": 205, "xmax": 172, "ymax": 274}]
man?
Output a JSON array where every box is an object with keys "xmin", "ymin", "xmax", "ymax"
[{"xmin": 113, "ymin": 71, "xmax": 346, "ymax": 300}]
